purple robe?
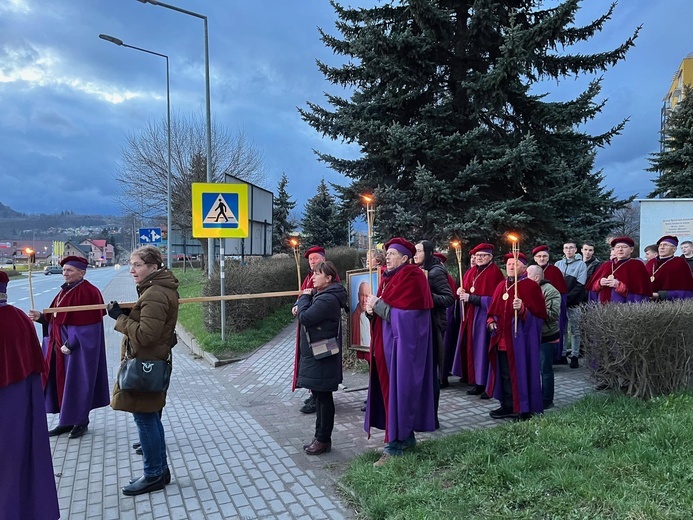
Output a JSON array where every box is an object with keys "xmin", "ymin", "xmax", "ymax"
[
  {"xmin": 452, "ymin": 294, "xmax": 494, "ymax": 385},
  {"xmin": 1, "ymin": 374, "xmax": 61, "ymax": 520},
  {"xmin": 365, "ymin": 308, "xmax": 436, "ymax": 441},
  {"xmin": 487, "ymin": 311, "xmax": 544, "ymax": 414},
  {"xmin": 43, "ymin": 321, "xmax": 110, "ymax": 426}
]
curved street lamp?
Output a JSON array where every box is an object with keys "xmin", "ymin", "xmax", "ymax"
[
  {"xmin": 99, "ymin": 33, "xmax": 172, "ymax": 269},
  {"xmin": 135, "ymin": 0, "xmax": 214, "ymax": 276}
]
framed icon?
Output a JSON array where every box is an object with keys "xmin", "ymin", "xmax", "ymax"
[{"xmin": 346, "ymin": 268, "xmax": 381, "ymax": 350}]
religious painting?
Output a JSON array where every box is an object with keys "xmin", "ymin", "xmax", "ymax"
[{"xmin": 346, "ymin": 268, "xmax": 381, "ymax": 349}]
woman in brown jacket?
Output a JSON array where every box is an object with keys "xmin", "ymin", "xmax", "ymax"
[{"xmin": 107, "ymin": 245, "xmax": 179, "ymax": 496}]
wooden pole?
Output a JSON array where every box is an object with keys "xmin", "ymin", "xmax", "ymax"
[
  {"xmin": 453, "ymin": 242, "xmax": 464, "ymax": 322},
  {"xmin": 512, "ymin": 240, "xmax": 519, "ymax": 337},
  {"xmin": 291, "ymin": 241, "xmax": 302, "ymax": 291},
  {"xmin": 366, "ymin": 201, "xmax": 374, "ymax": 293},
  {"xmin": 27, "ymin": 257, "xmax": 35, "ymax": 310},
  {"xmin": 43, "ymin": 290, "xmax": 301, "ymax": 315}
]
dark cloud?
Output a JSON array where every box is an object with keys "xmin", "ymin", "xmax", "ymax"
[{"xmin": 0, "ymin": 0, "xmax": 691, "ymax": 218}]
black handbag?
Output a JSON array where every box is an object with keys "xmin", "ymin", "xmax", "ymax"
[
  {"xmin": 118, "ymin": 340, "xmax": 172, "ymax": 393},
  {"xmin": 304, "ymin": 322, "xmax": 341, "ymax": 360}
]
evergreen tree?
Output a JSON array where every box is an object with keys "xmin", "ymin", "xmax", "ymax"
[
  {"xmin": 300, "ymin": 0, "xmax": 638, "ymax": 250},
  {"xmin": 301, "ymin": 179, "xmax": 348, "ymax": 247},
  {"xmin": 648, "ymin": 85, "xmax": 693, "ymax": 197},
  {"xmin": 272, "ymin": 173, "xmax": 297, "ymax": 253}
]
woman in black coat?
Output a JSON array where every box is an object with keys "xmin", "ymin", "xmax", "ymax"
[{"xmin": 296, "ymin": 261, "xmax": 347, "ymax": 455}]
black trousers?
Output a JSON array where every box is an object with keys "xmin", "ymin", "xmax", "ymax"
[
  {"xmin": 498, "ymin": 350, "xmax": 514, "ymax": 409},
  {"xmin": 313, "ymin": 390, "xmax": 335, "ymax": 443}
]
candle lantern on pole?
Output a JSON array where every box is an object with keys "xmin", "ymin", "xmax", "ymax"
[
  {"xmin": 450, "ymin": 239, "xmax": 464, "ymax": 321},
  {"xmin": 361, "ymin": 194, "xmax": 376, "ymax": 292},
  {"xmin": 507, "ymin": 233, "xmax": 520, "ymax": 336},
  {"xmin": 289, "ymin": 237, "xmax": 302, "ymax": 291}
]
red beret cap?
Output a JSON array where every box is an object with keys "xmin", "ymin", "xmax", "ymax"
[
  {"xmin": 384, "ymin": 237, "xmax": 416, "ymax": 257},
  {"xmin": 470, "ymin": 243, "xmax": 494, "ymax": 255},
  {"xmin": 303, "ymin": 246, "xmax": 326, "ymax": 259},
  {"xmin": 433, "ymin": 252, "xmax": 447, "ymax": 263},
  {"xmin": 0, "ymin": 271, "xmax": 8, "ymax": 284},
  {"xmin": 60, "ymin": 256, "xmax": 89, "ymax": 269},
  {"xmin": 657, "ymin": 235, "xmax": 678, "ymax": 247},
  {"xmin": 532, "ymin": 245, "xmax": 549, "ymax": 256},
  {"xmin": 504, "ymin": 252, "xmax": 528, "ymax": 264},
  {"xmin": 610, "ymin": 237, "xmax": 635, "ymax": 248}
]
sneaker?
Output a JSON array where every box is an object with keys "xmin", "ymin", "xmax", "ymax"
[
  {"xmin": 489, "ymin": 406, "xmax": 517, "ymax": 419},
  {"xmin": 570, "ymin": 356, "xmax": 579, "ymax": 369},
  {"xmin": 303, "ymin": 395, "xmax": 314, "ymax": 405},
  {"xmin": 300, "ymin": 401, "xmax": 316, "ymax": 414}
]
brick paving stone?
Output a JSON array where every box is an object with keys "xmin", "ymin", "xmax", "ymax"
[{"xmin": 47, "ymin": 269, "xmax": 593, "ymax": 519}]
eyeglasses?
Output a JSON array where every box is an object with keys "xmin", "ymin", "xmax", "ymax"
[{"xmin": 563, "ymin": 246, "xmax": 576, "ymax": 250}]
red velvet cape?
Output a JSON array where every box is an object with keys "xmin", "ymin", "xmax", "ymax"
[
  {"xmin": 0, "ymin": 305, "xmax": 47, "ymax": 388},
  {"xmin": 543, "ymin": 265, "xmax": 568, "ymax": 293},
  {"xmin": 645, "ymin": 256, "xmax": 693, "ymax": 292},
  {"xmin": 488, "ymin": 276, "xmax": 548, "ymax": 346},
  {"xmin": 589, "ymin": 258, "xmax": 652, "ymax": 302}
]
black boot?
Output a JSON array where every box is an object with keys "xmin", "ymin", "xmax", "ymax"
[{"xmin": 122, "ymin": 473, "xmax": 167, "ymax": 496}]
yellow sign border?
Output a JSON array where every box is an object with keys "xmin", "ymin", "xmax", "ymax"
[{"xmin": 191, "ymin": 182, "xmax": 249, "ymax": 238}]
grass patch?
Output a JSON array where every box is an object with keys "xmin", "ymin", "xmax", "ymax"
[
  {"xmin": 174, "ymin": 268, "xmax": 295, "ymax": 357},
  {"xmin": 342, "ymin": 392, "xmax": 693, "ymax": 519}
]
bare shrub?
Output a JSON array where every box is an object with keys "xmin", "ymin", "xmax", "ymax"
[{"xmin": 582, "ymin": 299, "xmax": 693, "ymax": 399}]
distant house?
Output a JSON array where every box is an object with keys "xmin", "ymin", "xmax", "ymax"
[
  {"xmin": 64, "ymin": 241, "xmax": 92, "ymax": 262},
  {"xmin": 79, "ymin": 239, "xmax": 115, "ymax": 266}
]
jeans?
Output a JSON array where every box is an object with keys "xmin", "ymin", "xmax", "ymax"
[
  {"xmin": 539, "ymin": 342, "xmax": 555, "ymax": 405},
  {"xmin": 564, "ymin": 306, "xmax": 581, "ymax": 357},
  {"xmin": 132, "ymin": 412, "xmax": 167, "ymax": 478},
  {"xmin": 384, "ymin": 431, "xmax": 416, "ymax": 456},
  {"xmin": 313, "ymin": 390, "xmax": 335, "ymax": 444}
]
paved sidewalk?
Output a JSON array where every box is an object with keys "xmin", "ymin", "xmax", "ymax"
[{"xmin": 49, "ymin": 270, "xmax": 593, "ymax": 519}]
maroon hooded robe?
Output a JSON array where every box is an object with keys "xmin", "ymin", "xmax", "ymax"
[
  {"xmin": 645, "ymin": 256, "xmax": 693, "ymax": 300},
  {"xmin": 486, "ymin": 275, "xmax": 548, "ymax": 414},
  {"xmin": 1, "ymin": 303, "xmax": 60, "ymax": 520},
  {"xmin": 589, "ymin": 258, "xmax": 652, "ymax": 303},
  {"xmin": 365, "ymin": 264, "xmax": 436, "ymax": 442}
]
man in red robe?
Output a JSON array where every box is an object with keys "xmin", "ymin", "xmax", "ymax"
[
  {"xmin": 486, "ymin": 252, "xmax": 548, "ymax": 420},
  {"xmin": 532, "ymin": 245, "xmax": 569, "ymax": 364},
  {"xmin": 0, "ymin": 271, "xmax": 61, "ymax": 520},
  {"xmin": 452, "ymin": 243, "xmax": 504, "ymax": 397},
  {"xmin": 646, "ymin": 235, "xmax": 693, "ymax": 301},
  {"xmin": 291, "ymin": 245, "xmax": 326, "ymax": 413},
  {"xmin": 589, "ymin": 237, "xmax": 652, "ymax": 303},
  {"xmin": 365, "ymin": 237, "xmax": 435, "ymax": 466},
  {"xmin": 28, "ymin": 255, "xmax": 109, "ymax": 439}
]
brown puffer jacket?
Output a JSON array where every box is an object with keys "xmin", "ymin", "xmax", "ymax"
[{"xmin": 110, "ymin": 268, "xmax": 179, "ymax": 413}]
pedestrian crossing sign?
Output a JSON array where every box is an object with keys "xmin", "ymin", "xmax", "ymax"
[{"xmin": 191, "ymin": 182, "xmax": 249, "ymax": 238}]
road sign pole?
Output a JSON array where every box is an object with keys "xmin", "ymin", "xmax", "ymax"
[{"xmin": 220, "ymin": 240, "xmax": 225, "ymax": 341}]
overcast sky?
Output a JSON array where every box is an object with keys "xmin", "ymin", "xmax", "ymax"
[{"xmin": 1, "ymin": 0, "xmax": 691, "ymax": 218}]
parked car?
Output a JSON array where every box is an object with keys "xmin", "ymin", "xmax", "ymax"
[{"xmin": 44, "ymin": 265, "xmax": 63, "ymax": 275}]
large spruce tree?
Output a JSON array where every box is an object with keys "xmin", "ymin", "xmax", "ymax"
[
  {"xmin": 272, "ymin": 173, "xmax": 297, "ymax": 253},
  {"xmin": 300, "ymin": 0, "xmax": 638, "ymax": 250},
  {"xmin": 301, "ymin": 179, "xmax": 349, "ymax": 247},
  {"xmin": 648, "ymin": 85, "xmax": 693, "ymax": 198}
]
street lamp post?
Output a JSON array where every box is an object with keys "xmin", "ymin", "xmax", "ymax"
[
  {"xmin": 99, "ymin": 34, "xmax": 172, "ymax": 269},
  {"xmin": 136, "ymin": 0, "xmax": 214, "ymax": 276}
]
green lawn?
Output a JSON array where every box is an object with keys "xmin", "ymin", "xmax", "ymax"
[
  {"xmin": 342, "ymin": 392, "xmax": 693, "ymax": 519},
  {"xmin": 174, "ymin": 268, "xmax": 295, "ymax": 357}
]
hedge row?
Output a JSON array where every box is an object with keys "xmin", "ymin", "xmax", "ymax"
[{"xmin": 582, "ymin": 299, "xmax": 693, "ymax": 399}]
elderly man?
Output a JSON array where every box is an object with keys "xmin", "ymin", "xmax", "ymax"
[
  {"xmin": 350, "ymin": 281, "xmax": 372, "ymax": 347},
  {"xmin": 647, "ymin": 236, "xmax": 693, "ymax": 301},
  {"xmin": 365, "ymin": 237, "xmax": 435, "ymax": 466},
  {"xmin": 486, "ymin": 252, "xmax": 547, "ymax": 420},
  {"xmin": 1, "ymin": 272, "xmax": 60, "ymax": 519},
  {"xmin": 452, "ymin": 243, "xmax": 504, "ymax": 397},
  {"xmin": 28, "ymin": 255, "xmax": 109, "ymax": 439},
  {"xmin": 589, "ymin": 237, "xmax": 651, "ymax": 303},
  {"xmin": 292, "ymin": 245, "xmax": 329, "ymax": 413}
]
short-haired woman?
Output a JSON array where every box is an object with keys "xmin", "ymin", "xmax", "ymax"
[
  {"xmin": 296, "ymin": 261, "xmax": 347, "ymax": 455},
  {"xmin": 107, "ymin": 245, "xmax": 179, "ymax": 496}
]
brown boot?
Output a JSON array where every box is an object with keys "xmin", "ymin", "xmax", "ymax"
[{"xmin": 304, "ymin": 440, "xmax": 331, "ymax": 455}]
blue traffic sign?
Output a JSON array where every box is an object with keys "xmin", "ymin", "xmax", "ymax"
[{"xmin": 139, "ymin": 228, "xmax": 162, "ymax": 244}]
